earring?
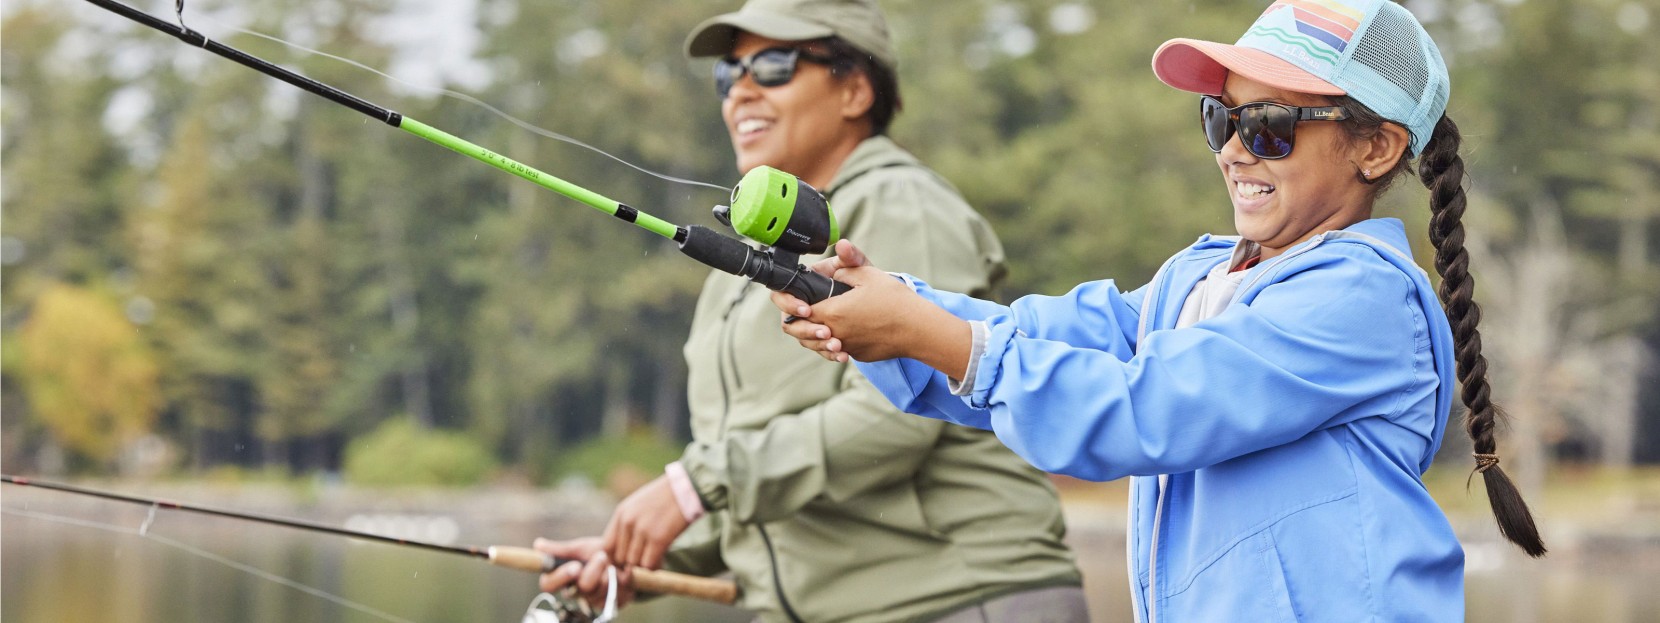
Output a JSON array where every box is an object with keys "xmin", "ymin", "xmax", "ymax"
[{"xmin": 1363, "ymin": 168, "xmax": 1372, "ymax": 178}]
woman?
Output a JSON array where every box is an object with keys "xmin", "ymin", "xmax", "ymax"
[
  {"xmin": 536, "ymin": 1, "xmax": 1085, "ymax": 621},
  {"xmin": 775, "ymin": 1, "xmax": 1546, "ymax": 620}
]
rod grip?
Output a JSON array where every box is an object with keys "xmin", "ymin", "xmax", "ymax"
[
  {"xmin": 778, "ymin": 266, "xmax": 846, "ymax": 304},
  {"xmin": 487, "ymin": 545, "xmax": 552, "ymax": 573},
  {"xmin": 486, "ymin": 546, "xmax": 738, "ymax": 605},
  {"xmin": 634, "ymin": 568, "xmax": 740, "ymax": 605},
  {"xmin": 678, "ymin": 225, "xmax": 849, "ymax": 303}
]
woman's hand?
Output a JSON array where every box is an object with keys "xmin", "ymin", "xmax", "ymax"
[
  {"xmin": 772, "ymin": 241, "xmax": 972, "ymax": 373},
  {"xmin": 534, "ymin": 536, "xmax": 636, "ymax": 610}
]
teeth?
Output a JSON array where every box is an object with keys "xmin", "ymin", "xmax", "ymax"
[
  {"xmin": 1238, "ymin": 182, "xmax": 1275, "ymax": 198},
  {"xmin": 736, "ymin": 119, "xmax": 772, "ymax": 134}
]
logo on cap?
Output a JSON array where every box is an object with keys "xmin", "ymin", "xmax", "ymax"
[{"xmin": 1246, "ymin": 0, "xmax": 1367, "ymax": 65}]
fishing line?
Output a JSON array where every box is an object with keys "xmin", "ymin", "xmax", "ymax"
[
  {"xmin": 186, "ymin": 13, "xmax": 730, "ymax": 193},
  {"xmin": 2, "ymin": 506, "xmax": 421, "ymax": 623}
]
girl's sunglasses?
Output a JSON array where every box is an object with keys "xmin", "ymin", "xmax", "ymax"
[
  {"xmin": 1200, "ymin": 95, "xmax": 1349, "ymax": 160},
  {"xmin": 714, "ymin": 47, "xmax": 837, "ymax": 98}
]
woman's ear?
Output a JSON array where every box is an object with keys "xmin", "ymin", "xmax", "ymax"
[
  {"xmin": 1356, "ymin": 122, "xmax": 1412, "ymax": 179},
  {"xmin": 840, "ymin": 70, "xmax": 876, "ymax": 122}
]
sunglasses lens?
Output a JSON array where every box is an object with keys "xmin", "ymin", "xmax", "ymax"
[
  {"xmin": 713, "ymin": 49, "xmax": 804, "ymax": 97},
  {"xmin": 1200, "ymin": 96, "xmax": 1230, "ymax": 152},
  {"xmin": 748, "ymin": 49, "xmax": 798, "ymax": 87},
  {"xmin": 713, "ymin": 59, "xmax": 740, "ymax": 97},
  {"xmin": 1238, "ymin": 104, "xmax": 1294, "ymax": 159}
]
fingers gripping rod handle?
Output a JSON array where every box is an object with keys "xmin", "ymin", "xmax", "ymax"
[
  {"xmin": 487, "ymin": 546, "xmax": 739, "ymax": 605},
  {"xmin": 678, "ymin": 225, "xmax": 849, "ymax": 304}
]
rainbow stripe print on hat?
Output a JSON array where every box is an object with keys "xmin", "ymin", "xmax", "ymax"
[{"xmin": 1245, "ymin": 0, "xmax": 1367, "ymax": 66}]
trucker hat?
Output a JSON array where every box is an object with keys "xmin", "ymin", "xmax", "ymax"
[{"xmin": 1152, "ymin": 0, "xmax": 1449, "ymax": 156}]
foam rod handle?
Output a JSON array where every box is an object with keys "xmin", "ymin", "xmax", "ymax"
[{"xmin": 486, "ymin": 546, "xmax": 738, "ymax": 605}]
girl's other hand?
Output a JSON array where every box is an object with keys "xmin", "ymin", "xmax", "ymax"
[{"xmin": 773, "ymin": 240, "xmax": 876, "ymax": 363}]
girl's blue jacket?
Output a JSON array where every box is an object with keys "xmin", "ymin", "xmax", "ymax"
[{"xmin": 857, "ymin": 218, "xmax": 1465, "ymax": 622}]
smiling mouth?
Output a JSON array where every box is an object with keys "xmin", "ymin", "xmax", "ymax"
[
  {"xmin": 735, "ymin": 118, "xmax": 774, "ymax": 136},
  {"xmin": 1237, "ymin": 181, "xmax": 1276, "ymax": 199}
]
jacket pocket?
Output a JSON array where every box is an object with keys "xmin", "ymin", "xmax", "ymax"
[{"xmin": 1163, "ymin": 529, "xmax": 1299, "ymax": 623}]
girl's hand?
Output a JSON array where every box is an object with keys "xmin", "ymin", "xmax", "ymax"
[
  {"xmin": 772, "ymin": 240, "xmax": 873, "ymax": 363},
  {"xmin": 773, "ymin": 241, "xmax": 971, "ymax": 372}
]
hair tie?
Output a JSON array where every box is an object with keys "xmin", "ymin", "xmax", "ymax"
[{"xmin": 1465, "ymin": 453, "xmax": 1502, "ymax": 488}]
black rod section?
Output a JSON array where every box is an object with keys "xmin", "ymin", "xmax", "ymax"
[
  {"xmin": 3, "ymin": 474, "xmax": 490, "ymax": 559},
  {"xmin": 84, "ymin": 0, "xmax": 401, "ymax": 126}
]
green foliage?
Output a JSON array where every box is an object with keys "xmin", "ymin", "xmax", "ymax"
[
  {"xmin": 2, "ymin": 0, "xmax": 1654, "ymax": 475},
  {"xmin": 343, "ymin": 419, "xmax": 498, "ymax": 487},
  {"xmin": 550, "ymin": 429, "xmax": 684, "ymax": 486},
  {"xmin": 17, "ymin": 284, "xmax": 162, "ymax": 463}
]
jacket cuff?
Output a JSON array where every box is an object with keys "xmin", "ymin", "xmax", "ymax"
[
  {"xmin": 968, "ymin": 314, "xmax": 1021, "ymax": 408},
  {"xmin": 947, "ymin": 320, "xmax": 988, "ymax": 396},
  {"xmin": 679, "ymin": 442, "xmax": 729, "ymax": 511},
  {"xmin": 663, "ymin": 462, "xmax": 707, "ymax": 523}
]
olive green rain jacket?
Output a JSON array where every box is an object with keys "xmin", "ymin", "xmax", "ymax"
[{"xmin": 666, "ymin": 136, "xmax": 1081, "ymax": 622}]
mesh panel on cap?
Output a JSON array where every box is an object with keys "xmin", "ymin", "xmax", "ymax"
[{"xmin": 1350, "ymin": 6, "xmax": 1428, "ymax": 100}]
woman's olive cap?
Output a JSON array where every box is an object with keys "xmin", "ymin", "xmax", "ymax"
[{"xmin": 685, "ymin": 0, "xmax": 896, "ymax": 70}]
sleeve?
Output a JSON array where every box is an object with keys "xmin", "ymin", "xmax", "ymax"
[
  {"xmin": 968, "ymin": 249, "xmax": 1424, "ymax": 481},
  {"xmin": 674, "ymin": 170, "xmax": 987, "ymax": 524},
  {"xmin": 679, "ymin": 368, "xmax": 946, "ymax": 523},
  {"xmin": 857, "ymin": 276, "xmax": 1149, "ymax": 430},
  {"xmin": 661, "ymin": 509, "xmax": 728, "ymax": 578}
]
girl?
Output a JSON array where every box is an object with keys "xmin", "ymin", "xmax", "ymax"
[{"xmin": 774, "ymin": 1, "xmax": 1545, "ymax": 620}]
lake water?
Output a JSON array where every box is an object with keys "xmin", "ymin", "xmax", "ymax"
[{"xmin": 3, "ymin": 482, "xmax": 1656, "ymax": 622}]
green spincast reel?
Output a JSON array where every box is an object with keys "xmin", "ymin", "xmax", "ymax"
[
  {"xmin": 715, "ymin": 166, "xmax": 839, "ymax": 256},
  {"xmin": 684, "ymin": 166, "xmax": 847, "ymax": 304}
]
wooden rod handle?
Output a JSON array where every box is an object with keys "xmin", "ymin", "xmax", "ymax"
[
  {"xmin": 632, "ymin": 567, "xmax": 739, "ymax": 605},
  {"xmin": 487, "ymin": 546, "xmax": 738, "ymax": 605}
]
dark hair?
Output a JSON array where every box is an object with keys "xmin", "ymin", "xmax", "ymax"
[
  {"xmin": 1336, "ymin": 97, "xmax": 1547, "ymax": 558},
  {"xmin": 811, "ymin": 37, "xmax": 903, "ymax": 136}
]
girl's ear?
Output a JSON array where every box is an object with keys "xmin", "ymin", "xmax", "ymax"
[
  {"xmin": 840, "ymin": 70, "xmax": 876, "ymax": 122},
  {"xmin": 1356, "ymin": 122, "xmax": 1412, "ymax": 179}
]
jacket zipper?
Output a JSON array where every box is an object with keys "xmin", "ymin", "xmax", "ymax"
[
  {"xmin": 1149, "ymin": 474, "xmax": 1169, "ymax": 623},
  {"xmin": 1140, "ymin": 235, "xmax": 1325, "ymax": 622},
  {"xmin": 1135, "ymin": 253, "xmax": 1179, "ymax": 623},
  {"xmin": 714, "ymin": 280, "xmax": 749, "ymax": 435},
  {"xmin": 714, "ymin": 279, "xmax": 803, "ymax": 622}
]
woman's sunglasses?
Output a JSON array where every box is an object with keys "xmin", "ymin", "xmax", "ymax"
[
  {"xmin": 1200, "ymin": 95, "xmax": 1349, "ymax": 160},
  {"xmin": 714, "ymin": 47, "xmax": 837, "ymax": 98}
]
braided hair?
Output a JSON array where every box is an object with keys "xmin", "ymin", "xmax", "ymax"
[{"xmin": 1336, "ymin": 97, "xmax": 1547, "ymax": 558}]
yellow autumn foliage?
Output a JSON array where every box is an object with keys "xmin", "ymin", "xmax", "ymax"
[{"xmin": 18, "ymin": 284, "xmax": 162, "ymax": 463}]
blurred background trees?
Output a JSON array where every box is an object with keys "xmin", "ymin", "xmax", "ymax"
[{"xmin": 2, "ymin": 0, "xmax": 1656, "ymax": 486}]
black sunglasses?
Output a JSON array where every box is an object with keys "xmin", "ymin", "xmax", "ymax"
[
  {"xmin": 1201, "ymin": 95, "xmax": 1349, "ymax": 160},
  {"xmin": 714, "ymin": 47, "xmax": 837, "ymax": 98}
]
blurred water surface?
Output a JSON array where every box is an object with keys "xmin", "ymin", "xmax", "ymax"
[{"xmin": 4, "ymin": 482, "xmax": 1658, "ymax": 622}]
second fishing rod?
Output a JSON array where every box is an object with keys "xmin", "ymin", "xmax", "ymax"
[
  {"xmin": 84, "ymin": 0, "xmax": 849, "ymax": 304},
  {"xmin": 2, "ymin": 475, "xmax": 738, "ymax": 604}
]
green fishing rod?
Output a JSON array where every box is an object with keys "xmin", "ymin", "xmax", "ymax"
[
  {"xmin": 2, "ymin": 474, "xmax": 739, "ymax": 603},
  {"xmin": 84, "ymin": 0, "xmax": 848, "ymax": 303}
]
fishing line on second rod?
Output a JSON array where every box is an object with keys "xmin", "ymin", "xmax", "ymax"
[
  {"xmin": 8, "ymin": 504, "xmax": 615, "ymax": 623},
  {"xmin": 2, "ymin": 506, "xmax": 421, "ymax": 623},
  {"xmin": 175, "ymin": 0, "xmax": 732, "ymax": 194}
]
